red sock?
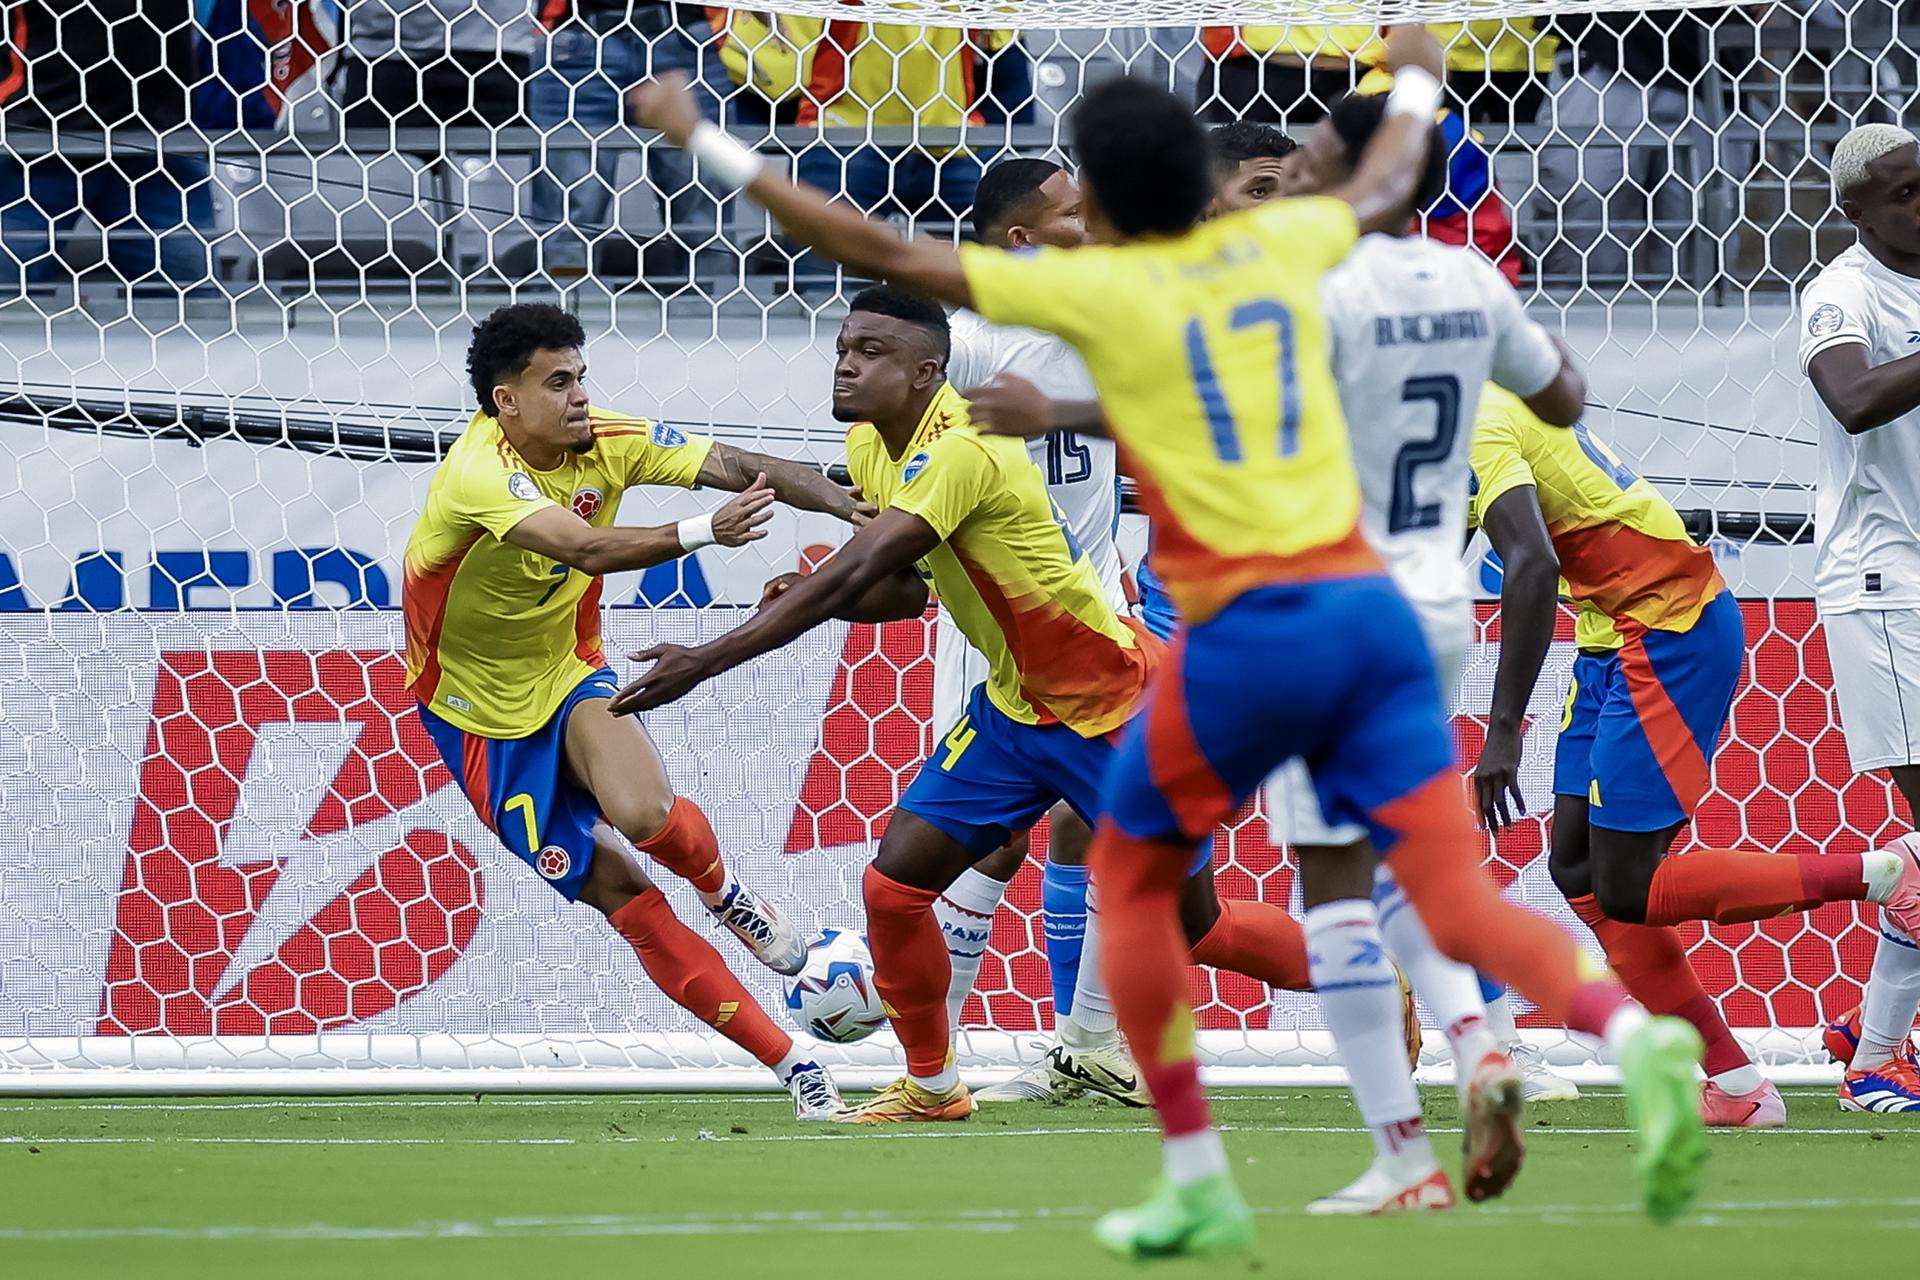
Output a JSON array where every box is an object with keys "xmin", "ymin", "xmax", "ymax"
[
  {"xmin": 1190, "ymin": 899, "xmax": 1311, "ymax": 991},
  {"xmin": 634, "ymin": 797, "xmax": 726, "ymax": 895},
  {"xmin": 1644, "ymin": 849, "xmax": 1865, "ymax": 927},
  {"xmin": 609, "ymin": 889, "xmax": 791, "ymax": 1068},
  {"xmin": 862, "ymin": 865, "xmax": 952, "ymax": 1078},
  {"xmin": 1093, "ymin": 822, "xmax": 1213, "ymax": 1139},
  {"xmin": 1381, "ymin": 772, "xmax": 1632, "ymax": 1039},
  {"xmin": 1570, "ymin": 894, "xmax": 1750, "ymax": 1076}
]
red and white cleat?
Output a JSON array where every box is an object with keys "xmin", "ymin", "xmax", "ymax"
[
  {"xmin": 1306, "ymin": 1164, "xmax": 1457, "ymax": 1216},
  {"xmin": 1823, "ymin": 1003, "xmax": 1920, "ymax": 1069},
  {"xmin": 1839, "ymin": 1059, "xmax": 1920, "ymax": 1114},
  {"xmin": 1462, "ymin": 1051, "xmax": 1527, "ymax": 1201},
  {"xmin": 1876, "ymin": 834, "xmax": 1920, "ymax": 939},
  {"xmin": 1700, "ymin": 1078, "xmax": 1787, "ymax": 1128}
]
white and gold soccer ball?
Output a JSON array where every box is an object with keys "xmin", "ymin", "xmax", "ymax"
[{"xmin": 783, "ymin": 929, "xmax": 887, "ymax": 1044}]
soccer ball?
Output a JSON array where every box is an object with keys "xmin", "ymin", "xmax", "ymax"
[{"xmin": 783, "ymin": 929, "xmax": 887, "ymax": 1043}]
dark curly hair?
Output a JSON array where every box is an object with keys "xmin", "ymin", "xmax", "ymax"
[
  {"xmin": 1207, "ymin": 120, "xmax": 1298, "ymax": 177},
  {"xmin": 1325, "ymin": 93, "xmax": 1449, "ymax": 215},
  {"xmin": 466, "ymin": 303, "xmax": 586, "ymax": 417},
  {"xmin": 1069, "ymin": 77, "xmax": 1210, "ymax": 239},
  {"xmin": 847, "ymin": 285, "xmax": 951, "ymax": 364}
]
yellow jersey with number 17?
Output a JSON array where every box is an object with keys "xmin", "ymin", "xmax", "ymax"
[
  {"xmin": 845, "ymin": 382, "xmax": 1156, "ymax": 738},
  {"xmin": 403, "ymin": 407, "xmax": 713, "ymax": 738},
  {"xmin": 960, "ymin": 195, "xmax": 1378, "ymax": 625}
]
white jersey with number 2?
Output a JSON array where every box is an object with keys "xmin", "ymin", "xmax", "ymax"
[{"xmin": 1321, "ymin": 233, "xmax": 1564, "ymax": 664}]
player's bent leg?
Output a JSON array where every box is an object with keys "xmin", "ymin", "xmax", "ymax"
[
  {"xmin": 579, "ymin": 830, "xmax": 843, "ymax": 1120},
  {"xmin": 1181, "ymin": 863, "xmax": 1312, "ymax": 992},
  {"xmin": 937, "ymin": 831, "xmax": 1024, "ymax": 1039},
  {"xmin": 564, "ymin": 697, "xmax": 804, "ymax": 974}
]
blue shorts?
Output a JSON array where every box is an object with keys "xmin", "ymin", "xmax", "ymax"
[
  {"xmin": 1136, "ymin": 559, "xmax": 1180, "ymax": 643},
  {"xmin": 1554, "ymin": 590, "xmax": 1744, "ymax": 833},
  {"xmin": 417, "ymin": 667, "xmax": 619, "ymax": 900},
  {"xmin": 901, "ymin": 681, "xmax": 1115, "ymax": 857},
  {"xmin": 1103, "ymin": 576, "xmax": 1455, "ymax": 851}
]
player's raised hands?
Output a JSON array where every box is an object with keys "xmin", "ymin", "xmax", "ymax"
[
  {"xmin": 609, "ymin": 643, "xmax": 711, "ymax": 716},
  {"xmin": 962, "ymin": 374, "xmax": 1056, "ymax": 440},
  {"xmin": 1380, "ymin": 24, "xmax": 1446, "ymax": 86},
  {"xmin": 628, "ymin": 72, "xmax": 703, "ymax": 148},
  {"xmin": 712, "ymin": 474, "xmax": 776, "ymax": 546}
]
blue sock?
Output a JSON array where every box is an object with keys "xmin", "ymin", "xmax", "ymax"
[
  {"xmin": 1042, "ymin": 861, "xmax": 1089, "ymax": 1019},
  {"xmin": 1478, "ymin": 975, "xmax": 1505, "ymax": 1004}
]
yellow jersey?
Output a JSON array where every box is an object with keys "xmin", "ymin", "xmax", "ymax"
[
  {"xmin": 1467, "ymin": 385, "xmax": 1724, "ymax": 651},
  {"xmin": 960, "ymin": 195, "xmax": 1379, "ymax": 625},
  {"xmin": 845, "ymin": 383, "xmax": 1155, "ymax": 738},
  {"xmin": 403, "ymin": 408, "xmax": 713, "ymax": 737}
]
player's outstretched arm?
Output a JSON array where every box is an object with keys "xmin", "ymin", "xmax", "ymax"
[
  {"xmin": 608, "ymin": 508, "xmax": 940, "ymax": 715},
  {"xmin": 1475, "ymin": 485, "xmax": 1561, "ymax": 832},
  {"xmin": 963, "ymin": 373, "xmax": 1111, "ymax": 440},
  {"xmin": 1327, "ymin": 26, "xmax": 1447, "ymax": 235},
  {"xmin": 699, "ymin": 441, "xmax": 875, "ymax": 523},
  {"xmin": 505, "ymin": 476, "xmax": 775, "ymax": 574},
  {"xmin": 1520, "ymin": 337, "xmax": 1589, "ymax": 428},
  {"xmin": 1808, "ymin": 343, "xmax": 1920, "ymax": 434},
  {"xmin": 630, "ymin": 74, "xmax": 972, "ymax": 309}
]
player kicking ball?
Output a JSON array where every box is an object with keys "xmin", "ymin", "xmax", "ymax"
[
  {"xmin": 403, "ymin": 302, "xmax": 868, "ymax": 1119},
  {"xmin": 1801, "ymin": 125, "xmax": 1920, "ymax": 1113},
  {"xmin": 627, "ymin": 27, "xmax": 1716, "ymax": 1251}
]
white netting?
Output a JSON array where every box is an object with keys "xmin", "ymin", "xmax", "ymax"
[{"xmin": 0, "ymin": 1, "xmax": 1914, "ymax": 1090}]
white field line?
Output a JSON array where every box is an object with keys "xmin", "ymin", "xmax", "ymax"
[{"xmin": 3, "ymin": 1198, "xmax": 1918, "ymax": 1244}]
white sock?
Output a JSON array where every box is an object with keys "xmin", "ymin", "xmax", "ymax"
[
  {"xmin": 1061, "ymin": 882, "xmax": 1116, "ymax": 1045},
  {"xmin": 1862, "ymin": 849, "xmax": 1904, "ymax": 902},
  {"xmin": 1374, "ymin": 866, "xmax": 1497, "ymax": 1089},
  {"xmin": 1483, "ymin": 990, "xmax": 1522, "ymax": 1046},
  {"xmin": 1854, "ymin": 924, "xmax": 1920, "ymax": 1071},
  {"xmin": 773, "ymin": 1044, "xmax": 809, "ymax": 1079},
  {"xmin": 936, "ymin": 867, "xmax": 1010, "ymax": 1035},
  {"xmin": 1306, "ymin": 898, "xmax": 1434, "ymax": 1171},
  {"xmin": 1163, "ymin": 1128, "xmax": 1229, "ymax": 1187},
  {"xmin": 1709, "ymin": 1064, "xmax": 1765, "ymax": 1095},
  {"xmin": 910, "ymin": 1064, "xmax": 960, "ymax": 1093}
]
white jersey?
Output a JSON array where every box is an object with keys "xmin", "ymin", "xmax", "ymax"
[
  {"xmin": 1319, "ymin": 234, "xmax": 1563, "ymax": 642},
  {"xmin": 946, "ymin": 308, "xmax": 1122, "ymax": 599},
  {"xmin": 1796, "ymin": 243, "xmax": 1920, "ymax": 615}
]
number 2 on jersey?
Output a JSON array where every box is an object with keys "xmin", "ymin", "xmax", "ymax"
[
  {"xmin": 1388, "ymin": 374, "xmax": 1462, "ymax": 533},
  {"xmin": 1184, "ymin": 299, "xmax": 1302, "ymax": 463}
]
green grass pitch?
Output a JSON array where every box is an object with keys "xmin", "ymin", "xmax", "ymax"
[{"xmin": 2, "ymin": 1087, "xmax": 1912, "ymax": 1278}]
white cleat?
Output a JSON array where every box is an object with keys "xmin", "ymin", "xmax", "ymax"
[
  {"xmin": 709, "ymin": 879, "xmax": 807, "ymax": 976},
  {"xmin": 785, "ymin": 1060, "xmax": 847, "ymax": 1120},
  {"xmin": 1048, "ymin": 1038, "xmax": 1152, "ymax": 1108},
  {"xmin": 973, "ymin": 1054, "xmax": 1070, "ymax": 1104},
  {"xmin": 1509, "ymin": 1041, "xmax": 1581, "ymax": 1103},
  {"xmin": 1307, "ymin": 1163, "xmax": 1457, "ymax": 1216}
]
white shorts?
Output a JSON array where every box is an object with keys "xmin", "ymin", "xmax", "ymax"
[
  {"xmin": 1263, "ymin": 614, "xmax": 1471, "ymax": 848},
  {"xmin": 932, "ymin": 607, "xmax": 989, "ymax": 737},
  {"xmin": 1823, "ymin": 607, "xmax": 1920, "ymax": 772}
]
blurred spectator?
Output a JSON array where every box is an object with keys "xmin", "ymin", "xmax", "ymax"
[
  {"xmin": 338, "ymin": 0, "xmax": 535, "ymax": 130},
  {"xmin": 1534, "ymin": 8, "xmax": 1729, "ymax": 284},
  {"xmin": 708, "ymin": 9, "xmax": 815, "ymax": 128},
  {"xmin": 789, "ymin": 22, "xmax": 1017, "ymax": 227},
  {"xmin": 0, "ymin": 0, "xmax": 214, "ymax": 294},
  {"xmin": 1197, "ymin": 25, "xmax": 1375, "ymax": 126},
  {"xmin": 1428, "ymin": 19, "xmax": 1558, "ymax": 125},
  {"xmin": 526, "ymin": 2, "xmax": 722, "ymax": 276}
]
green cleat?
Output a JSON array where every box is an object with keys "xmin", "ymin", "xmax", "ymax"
[
  {"xmin": 1618, "ymin": 1015, "xmax": 1709, "ymax": 1224},
  {"xmin": 1093, "ymin": 1173, "xmax": 1255, "ymax": 1261}
]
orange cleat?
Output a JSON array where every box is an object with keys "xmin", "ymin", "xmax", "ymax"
[
  {"xmin": 1394, "ymin": 963, "xmax": 1422, "ymax": 1070},
  {"xmin": 1823, "ymin": 1003, "xmax": 1919, "ymax": 1069},
  {"xmin": 1461, "ymin": 1051, "xmax": 1527, "ymax": 1202},
  {"xmin": 832, "ymin": 1076, "xmax": 977, "ymax": 1124}
]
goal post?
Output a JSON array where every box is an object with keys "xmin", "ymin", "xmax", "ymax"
[{"xmin": 0, "ymin": 0, "xmax": 1911, "ymax": 1092}]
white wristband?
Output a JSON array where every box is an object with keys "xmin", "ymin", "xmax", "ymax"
[
  {"xmin": 688, "ymin": 121, "xmax": 764, "ymax": 194},
  {"xmin": 1386, "ymin": 66, "xmax": 1443, "ymax": 120},
  {"xmin": 676, "ymin": 513, "xmax": 717, "ymax": 552}
]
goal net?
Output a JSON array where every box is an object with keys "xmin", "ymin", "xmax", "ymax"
[{"xmin": 0, "ymin": 0, "xmax": 1912, "ymax": 1092}]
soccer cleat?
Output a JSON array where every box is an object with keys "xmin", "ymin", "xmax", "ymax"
[
  {"xmin": 1877, "ymin": 834, "xmax": 1920, "ymax": 939},
  {"xmin": 1838, "ymin": 1058, "xmax": 1920, "ymax": 1113},
  {"xmin": 972, "ymin": 1054, "xmax": 1066, "ymax": 1104},
  {"xmin": 1048, "ymin": 1038, "xmax": 1153, "ymax": 1108},
  {"xmin": 1700, "ymin": 1078, "xmax": 1787, "ymax": 1128},
  {"xmin": 1306, "ymin": 1164, "xmax": 1456, "ymax": 1215},
  {"xmin": 1618, "ymin": 1016, "xmax": 1709, "ymax": 1224},
  {"xmin": 708, "ymin": 879, "xmax": 806, "ymax": 976},
  {"xmin": 832, "ymin": 1075, "xmax": 976, "ymax": 1124},
  {"xmin": 785, "ymin": 1061, "xmax": 846, "ymax": 1121},
  {"xmin": 1394, "ymin": 963, "xmax": 1423, "ymax": 1070},
  {"xmin": 1822, "ymin": 1003, "xmax": 1920, "ymax": 1069},
  {"xmin": 1094, "ymin": 1173, "xmax": 1255, "ymax": 1259},
  {"xmin": 1461, "ymin": 1051, "xmax": 1527, "ymax": 1202},
  {"xmin": 1509, "ymin": 1041, "xmax": 1581, "ymax": 1103}
]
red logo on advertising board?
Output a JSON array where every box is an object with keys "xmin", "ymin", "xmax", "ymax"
[{"xmin": 96, "ymin": 651, "xmax": 483, "ymax": 1035}]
